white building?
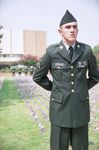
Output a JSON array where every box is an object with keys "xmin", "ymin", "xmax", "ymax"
[{"xmin": 0, "ymin": 29, "xmax": 46, "ymax": 64}]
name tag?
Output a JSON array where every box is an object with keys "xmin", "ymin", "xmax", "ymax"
[
  {"xmin": 52, "ymin": 62, "xmax": 68, "ymax": 69},
  {"xmin": 54, "ymin": 62, "xmax": 65, "ymax": 67}
]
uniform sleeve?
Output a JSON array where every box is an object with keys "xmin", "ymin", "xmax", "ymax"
[
  {"xmin": 87, "ymin": 47, "xmax": 99, "ymax": 89},
  {"xmin": 33, "ymin": 51, "xmax": 52, "ymax": 91}
]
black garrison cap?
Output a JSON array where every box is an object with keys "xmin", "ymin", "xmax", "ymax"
[{"xmin": 60, "ymin": 10, "xmax": 77, "ymax": 26}]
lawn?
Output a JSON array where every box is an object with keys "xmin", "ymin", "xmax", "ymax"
[
  {"xmin": 0, "ymin": 78, "xmax": 50, "ymax": 150},
  {"xmin": 0, "ymin": 77, "xmax": 99, "ymax": 150}
]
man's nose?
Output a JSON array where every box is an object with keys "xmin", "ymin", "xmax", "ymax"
[{"xmin": 70, "ymin": 27, "xmax": 74, "ymax": 31}]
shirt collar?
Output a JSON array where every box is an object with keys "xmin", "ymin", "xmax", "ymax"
[{"xmin": 62, "ymin": 41, "xmax": 76, "ymax": 51}]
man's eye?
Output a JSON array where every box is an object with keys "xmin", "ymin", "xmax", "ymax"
[
  {"xmin": 73, "ymin": 25, "xmax": 77, "ymax": 29},
  {"xmin": 65, "ymin": 26, "xmax": 71, "ymax": 29},
  {"xmin": 65, "ymin": 25, "xmax": 78, "ymax": 29}
]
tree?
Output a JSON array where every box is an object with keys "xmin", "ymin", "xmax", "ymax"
[
  {"xmin": 0, "ymin": 26, "xmax": 3, "ymax": 42},
  {"xmin": 92, "ymin": 45, "xmax": 99, "ymax": 64},
  {"xmin": 20, "ymin": 55, "xmax": 39, "ymax": 67},
  {"xmin": 0, "ymin": 26, "xmax": 3, "ymax": 53}
]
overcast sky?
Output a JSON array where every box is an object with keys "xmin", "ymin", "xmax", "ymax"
[{"xmin": 0, "ymin": 0, "xmax": 99, "ymax": 47}]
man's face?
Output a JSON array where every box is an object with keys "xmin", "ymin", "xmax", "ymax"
[{"xmin": 59, "ymin": 22, "xmax": 78, "ymax": 45}]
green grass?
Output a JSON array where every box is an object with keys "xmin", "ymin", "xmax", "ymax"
[
  {"xmin": 0, "ymin": 78, "xmax": 99, "ymax": 150},
  {"xmin": 0, "ymin": 79, "xmax": 50, "ymax": 150}
]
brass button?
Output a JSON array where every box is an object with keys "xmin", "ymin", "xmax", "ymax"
[
  {"xmin": 71, "ymin": 66, "xmax": 73, "ymax": 69},
  {"xmin": 58, "ymin": 66, "xmax": 61, "ymax": 69},
  {"xmin": 71, "ymin": 73, "xmax": 74, "ymax": 76},
  {"xmin": 71, "ymin": 89, "xmax": 74, "ymax": 92},
  {"xmin": 71, "ymin": 82, "xmax": 74, "ymax": 84},
  {"xmin": 52, "ymin": 98, "xmax": 54, "ymax": 101}
]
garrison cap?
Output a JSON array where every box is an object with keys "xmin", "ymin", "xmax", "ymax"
[{"xmin": 60, "ymin": 10, "xmax": 77, "ymax": 26}]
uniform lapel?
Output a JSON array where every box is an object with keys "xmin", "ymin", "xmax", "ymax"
[
  {"xmin": 58, "ymin": 41, "xmax": 71, "ymax": 63},
  {"xmin": 72, "ymin": 42, "xmax": 83, "ymax": 64}
]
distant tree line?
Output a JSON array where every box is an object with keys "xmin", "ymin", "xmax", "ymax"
[
  {"xmin": 0, "ymin": 26, "xmax": 3, "ymax": 42},
  {"xmin": 92, "ymin": 45, "xmax": 99, "ymax": 64}
]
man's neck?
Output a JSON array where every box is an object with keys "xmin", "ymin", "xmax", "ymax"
[
  {"xmin": 62, "ymin": 40, "xmax": 76, "ymax": 49},
  {"xmin": 62, "ymin": 39, "xmax": 76, "ymax": 47}
]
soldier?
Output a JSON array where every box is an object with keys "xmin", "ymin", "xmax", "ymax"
[{"xmin": 33, "ymin": 10, "xmax": 99, "ymax": 150}]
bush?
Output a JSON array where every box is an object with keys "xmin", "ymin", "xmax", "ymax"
[
  {"xmin": 20, "ymin": 55, "xmax": 39, "ymax": 67},
  {"xmin": 93, "ymin": 45, "xmax": 99, "ymax": 54},
  {"xmin": 0, "ymin": 64, "xmax": 11, "ymax": 72},
  {"xmin": 10, "ymin": 65, "xmax": 35, "ymax": 75}
]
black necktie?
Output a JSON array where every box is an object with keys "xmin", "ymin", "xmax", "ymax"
[{"xmin": 69, "ymin": 46, "xmax": 73, "ymax": 59}]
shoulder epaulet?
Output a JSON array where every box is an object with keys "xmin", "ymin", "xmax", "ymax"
[
  {"xmin": 77, "ymin": 42, "xmax": 91, "ymax": 48},
  {"xmin": 47, "ymin": 43, "xmax": 59, "ymax": 49}
]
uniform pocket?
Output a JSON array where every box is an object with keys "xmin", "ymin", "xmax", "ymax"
[
  {"xmin": 80, "ymin": 90, "xmax": 89, "ymax": 102},
  {"xmin": 76, "ymin": 61, "xmax": 88, "ymax": 69},
  {"xmin": 50, "ymin": 92, "xmax": 63, "ymax": 104},
  {"xmin": 76, "ymin": 61, "xmax": 88, "ymax": 80},
  {"xmin": 52, "ymin": 62, "xmax": 70, "ymax": 81}
]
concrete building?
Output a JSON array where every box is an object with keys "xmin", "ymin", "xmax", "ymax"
[
  {"xmin": 0, "ymin": 29, "xmax": 46, "ymax": 64},
  {"xmin": 23, "ymin": 30, "xmax": 46, "ymax": 57}
]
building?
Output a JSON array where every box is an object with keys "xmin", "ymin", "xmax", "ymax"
[
  {"xmin": 0, "ymin": 29, "xmax": 46, "ymax": 65},
  {"xmin": 23, "ymin": 30, "xmax": 46, "ymax": 57}
]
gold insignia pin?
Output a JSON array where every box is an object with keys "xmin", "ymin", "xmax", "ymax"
[
  {"xmin": 60, "ymin": 46, "xmax": 63, "ymax": 49},
  {"xmin": 77, "ymin": 45, "xmax": 80, "ymax": 48}
]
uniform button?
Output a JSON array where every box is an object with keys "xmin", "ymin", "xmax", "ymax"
[
  {"xmin": 71, "ymin": 66, "xmax": 73, "ymax": 69},
  {"xmin": 71, "ymin": 82, "xmax": 74, "ymax": 84},
  {"xmin": 71, "ymin": 73, "xmax": 74, "ymax": 76},
  {"xmin": 58, "ymin": 66, "xmax": 61, "ymax": 69},
  {"xmin": 71, "ymin": 89, "xmax": 74, "ymax": 92},
  {"xmin": 52, "ymin": 98, "xmax": 54, "ymax": 101}
]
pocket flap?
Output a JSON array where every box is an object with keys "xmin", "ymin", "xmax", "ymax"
[
  {"xmin": 52, "ymin": 62, "xmax": 68, "ymax": 69},
  {"xmin": 50, "ymin": 92, "xmax": 63, "ymax": 103}
]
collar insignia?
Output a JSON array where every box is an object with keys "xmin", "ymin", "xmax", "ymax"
[
  {"xmin": 77, "ymin": 44, "xmax": 80, "ymax": 48},
  {"xmin": 60, "ymin": 46, "xmax": 63, "ymax": 49}
]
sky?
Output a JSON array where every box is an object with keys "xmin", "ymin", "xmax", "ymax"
[{"xmin": 0, "ymin": 0, "xmax": 99, "ymax": 47}]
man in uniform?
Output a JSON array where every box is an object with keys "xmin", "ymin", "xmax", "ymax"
[{"xmin": 33, "ymin": 10, "xmax": 99, "ymax": 150}]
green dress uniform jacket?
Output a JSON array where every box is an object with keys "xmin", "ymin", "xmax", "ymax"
[{"xmin": 33, "ymin": 41, "xmax": 99, "ymax": 128}]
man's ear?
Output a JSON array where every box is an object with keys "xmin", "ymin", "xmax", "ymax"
[
  {"xmin": 77, "ymin": 28, "xmax": 79, "ymax": 34},
  {"xmin": 58, "ymin": 28, "xmax": 62, "ymax": 35}
]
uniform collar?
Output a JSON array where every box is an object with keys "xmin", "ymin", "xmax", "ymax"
[
  {"xmin": 58, "ymin": 41, "xmax": 84, "ymax": 64},
  {"xmin": 62, "ymin": 40, "xmax": 76, "ymax": 51}
]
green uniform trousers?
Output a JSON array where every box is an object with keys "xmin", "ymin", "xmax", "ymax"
[{"xmin": 50, "ymin": 123, "xmax": 88, "ymax": 150}]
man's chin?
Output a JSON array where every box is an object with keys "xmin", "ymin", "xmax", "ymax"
[{"xmin": 69, "ymin": 39, "xmax": 76, "ymax": 43}]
